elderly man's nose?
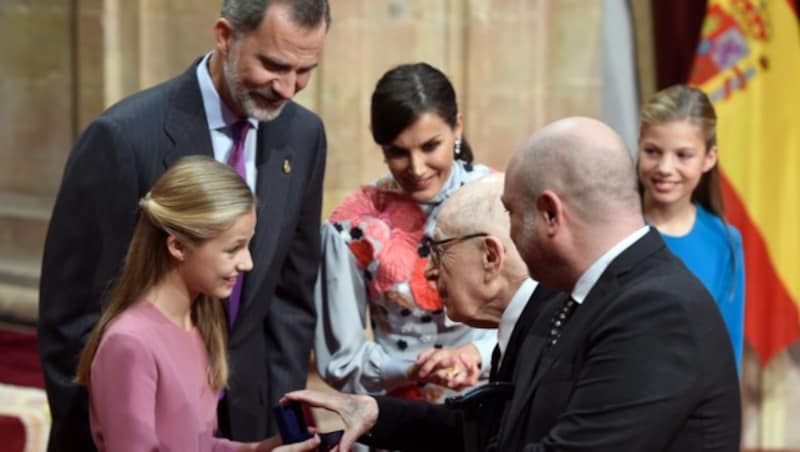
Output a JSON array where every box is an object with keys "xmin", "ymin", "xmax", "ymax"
[{"xmin": 424, "ymin": 259, "xmax": 439, "ymax": 280}]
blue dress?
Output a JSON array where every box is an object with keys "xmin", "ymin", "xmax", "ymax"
[{"xmin": 659, "ymin": 204, "xmax": 746, "ymax": 372}]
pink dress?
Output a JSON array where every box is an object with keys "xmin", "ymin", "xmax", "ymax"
[{"xmin": 89, "ymin": 301, "xmax": 241, "ymax": 452}]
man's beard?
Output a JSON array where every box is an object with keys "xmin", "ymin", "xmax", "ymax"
[
  {"xmin": 518, "ymin": 212, "xmax": 541, "ymax": 280},
  {"xmin": 222, "ymin": 48, "xmax": 286, "ymax": 122}
]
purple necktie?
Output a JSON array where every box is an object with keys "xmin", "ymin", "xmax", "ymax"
[{"xmin": 226, "ymin": 120, "xmax": 251, "ymax": 327}]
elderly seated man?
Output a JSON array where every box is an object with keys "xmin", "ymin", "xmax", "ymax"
[{"xmin": 288, "ymin": 173, "xmax": 559, "ymax": 452}]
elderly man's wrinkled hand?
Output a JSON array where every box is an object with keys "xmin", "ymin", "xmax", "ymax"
[
  {"xmin": 408, "ymin": 343, "xmax": 481, "ymax": 390},
  {"xmin": 281, "ymin": 390, "xmax": 377, "ymax": 452}
]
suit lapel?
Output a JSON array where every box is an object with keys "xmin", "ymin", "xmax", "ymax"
[
  {"xmin": 505, "ymin": 268, "xmax": 625, "ymax": 433},
  {"xmin": 163, "ymin": 60, "xmax": 214, "ymax": 167},
  {"xmin": 497, "ymin": 285, "xmax": 559, "ymax": 381},
  {"xmin": 499, "ymin": 228, "xmax": 664, "ymax": 446},
  {"xmin": 501, "ymin": 292, "xmax": 566, "ymax": 428},
  {"xmin": 235, "ymin": 107, "xmax": 295, "ymax": 326}
]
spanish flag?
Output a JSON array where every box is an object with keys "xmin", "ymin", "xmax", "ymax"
[{"xmin": 689, "ymin": 0, "xmax": 800, "ymax": 446}]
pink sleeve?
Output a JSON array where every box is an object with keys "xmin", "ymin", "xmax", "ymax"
[{"xmin": 90, "ymin": 333, "xmax": 159, "ymax": 452}]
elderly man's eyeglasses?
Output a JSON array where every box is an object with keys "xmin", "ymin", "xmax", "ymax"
[{"xmin": 423, "ymin": 232, "xmax": 489, "ymax": 268}]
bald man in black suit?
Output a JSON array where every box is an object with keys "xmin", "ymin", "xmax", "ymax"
[{"xmin": 285, "ymin": 118, "xmax": 740, "ymax": 452}]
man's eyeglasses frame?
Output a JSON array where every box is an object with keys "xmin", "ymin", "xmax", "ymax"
[{"xmin": 423, "ymin": 232, "xmax": 490, "ymax": 268}]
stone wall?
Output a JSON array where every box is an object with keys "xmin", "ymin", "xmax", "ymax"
[
  {"xmin": 0, "ymin": 0, "xmax": 618, "ymax": 322},
  {"xmin": 0, "ymin": 2, "xmax": 74, "ymax": 322}
]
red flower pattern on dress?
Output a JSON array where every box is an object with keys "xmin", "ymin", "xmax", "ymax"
[
  {"xmin": 364, "ymin": 220, "xmax": 391, "ymax": 243},
  {"xmin": 373, "ymin": 228, "xmax": 419, "ymax": 292},
  {"xmin": 330, "ymin": 186, "xmax": 435, "ymax": 309},
  {"xmin": 409, "ymin": 257, "xmax": 442, "ymax": 311},
  {"xmin": 348, "ymin": 239, "xmax": 374, "ymax": 270}
]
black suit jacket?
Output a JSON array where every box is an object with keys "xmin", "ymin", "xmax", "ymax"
[
  {"xmin": 495, "ymin": 229, "xmax": 741, "ymax": 451},
  {"xmin": 492, "ymin": 284, "xmax": 559, "ymax": 383},
  {"xmin": 363, "ymin": 284, "xmax": 561, "ymax": 452},
  {"xmin": 38, "ymin": 59, "xmax": 326, "ymax": 450}
]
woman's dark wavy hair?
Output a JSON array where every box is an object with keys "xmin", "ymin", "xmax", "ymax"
[{"xmin": 370, "ymin": 62, "xmax": 473, "ymax": 163}]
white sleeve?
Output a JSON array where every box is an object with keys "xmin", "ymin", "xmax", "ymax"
[{"xmin": 313, "ymin": 223, "xmax": 412, "ymax": 394}]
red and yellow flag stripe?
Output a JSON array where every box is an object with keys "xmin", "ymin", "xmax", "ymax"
[{"xmin": 689, "ymin": 0, "xmax": 800, "ymax": 364}]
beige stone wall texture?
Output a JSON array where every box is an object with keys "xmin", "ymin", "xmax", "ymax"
[
  {"xmin": 0, "ymin": 0, "xmax": 609, "ymax": 323},
  {"xmin": 316, "ymin": 0, "xmax": 606, "ymax": 217},
  {"xmin": 0, "ymin": 1, "xmax": 76, "ymax": 323}
]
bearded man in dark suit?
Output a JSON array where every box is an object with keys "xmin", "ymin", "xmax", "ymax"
[{"xmin": 38, "ymin": 1, "xmax": 331, "ymax": 450}]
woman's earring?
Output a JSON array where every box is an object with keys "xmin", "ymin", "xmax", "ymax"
[{"xmin": 454, "ymin": 139, "xmax": 462, "ymax": 156}]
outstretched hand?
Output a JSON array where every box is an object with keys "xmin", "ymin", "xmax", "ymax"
[
  {"xmin": 407, "ymin": 343, "xmax": 481, "ymax": 390},
  {"xmin": 281, "ymin": 390, "xmax": 378, "ymax": 452}
]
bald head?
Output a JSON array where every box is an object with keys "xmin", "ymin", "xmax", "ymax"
[
  {"xmin": 507, "ymin": 117, "xmax": 641, "ymax": 224},
  {"xmin": 503, "ymin": 117, "xmax": 645, "ymax": 290}
]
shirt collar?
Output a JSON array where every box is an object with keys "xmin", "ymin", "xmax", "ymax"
[
  {"xmin": 196, "ymin": 52, "xmax": 259, "ymax": 131},
  {"xmin": 571, "ymin": 226, "xmax": 650, "ymax": 304},
  {"xmin": 497, "ymin": 278, "xmax": 538, "ymax": 355}
]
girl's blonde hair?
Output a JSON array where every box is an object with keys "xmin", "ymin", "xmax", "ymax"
[{"xmin": 75, "ymin": 155, "xmax": 255, "ymax": 390}]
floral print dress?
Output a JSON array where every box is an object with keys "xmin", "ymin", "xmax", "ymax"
[{"xmin": 313, "ymin": 160, "xmax": 496, "ymax": 401}]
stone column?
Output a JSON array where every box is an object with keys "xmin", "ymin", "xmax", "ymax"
[{"xmin": 0, "ymin": 1, "xmax": 76, "ymax": 322}]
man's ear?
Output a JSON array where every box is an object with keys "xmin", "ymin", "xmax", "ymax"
[
  {"xmin": 537, "ymin": 190, "xmax": 561, "ymax": 235},
  {"xmin": 166, "ymin": 234, "xmax": 186, "ymax": 263},
  {"xmin": 213, "ymin": 18, "xmax": 235, "ymax": 55},
  {"xmin": 482, "ymin": 236, "xmax": 504, "ymax": 282}
]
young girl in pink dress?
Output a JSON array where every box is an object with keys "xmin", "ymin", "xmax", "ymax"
[{"xmin": 75, "ymin": 156, "xmax": 319, "ymax": 452}]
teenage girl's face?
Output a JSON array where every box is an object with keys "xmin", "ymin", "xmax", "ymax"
[
  {"xmin": 382, "ymin": 112, "xmax": 462, "ymax": 202},
  {"xmin": 180, "ymin": 207, "xmax": 256, "ymax": 300},
  {"xmin": 637, "ymin": 120, "xmax": 717, "ymax": 210}
]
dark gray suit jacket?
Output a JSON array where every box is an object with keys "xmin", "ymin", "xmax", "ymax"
[
  {"xmin": 38, "ymin": 59, "xmax": 327, "ymax": 450},
  {"xmin": 496, "ymin": 229, "xmax": 741, "ymax": 451}
]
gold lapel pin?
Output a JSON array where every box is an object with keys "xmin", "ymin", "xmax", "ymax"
[{"xmin": 282, "ymin": 159, "xmax": 292, "ymax": 174}]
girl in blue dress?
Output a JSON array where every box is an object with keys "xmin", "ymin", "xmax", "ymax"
[{"xmin": 637, "ymin": 84, "xmax": 745, "ymax": 372}]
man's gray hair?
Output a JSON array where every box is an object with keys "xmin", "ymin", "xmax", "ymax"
[
  {"xmin": 439, "ymin": 174, "xmax": 530, "ymax": 281},
  {"xmin": 221, "ymin": 0, "xmax": 331, "ymax": 35},
  {"xmin": 440, "ymin": 174, "xmax": 509, "ymax": 238}
]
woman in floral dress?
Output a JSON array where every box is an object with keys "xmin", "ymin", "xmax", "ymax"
[{"xmin": 314, "ymin": 63, "xmax": 495, "ymax": 403}]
